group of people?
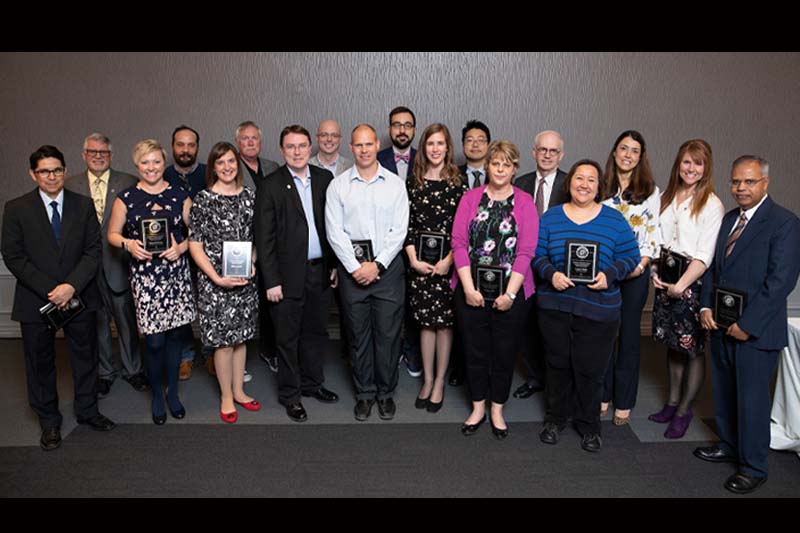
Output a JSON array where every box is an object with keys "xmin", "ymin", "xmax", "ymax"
[{"xmin": 3, "ymin": 106, "xmax": 798, "ymax": 495}]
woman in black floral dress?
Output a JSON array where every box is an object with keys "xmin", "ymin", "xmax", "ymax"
[
  {"xmin": 108, "ymin": 139, "xmax": 194, "ymax": 425},
  {"xmin": 189, "ymin": 143, "xmax": 260, "ymax": 424},
  {"xmin": 405, "ymin": 124, "xmax": 467, "ymax": 412}
]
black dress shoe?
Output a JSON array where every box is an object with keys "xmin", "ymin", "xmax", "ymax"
[
  {"xmin": 96, "ymin": 379, "xmax": 112, "ymax": 399},
  {"xmin": 512, "ymin": 382, "xmax": 544, "ymax": 399},
  {"xmin": 302, "ymin": 387, "xmax": 339, "ymax": 404},
  {"xmin": 285, "ymin": 402, "xmax": 308, "ymax": 423},
  {"xmin": 580, "ymin": 433, "xmax": 602, "ymax": 453},
  {"xmin": 124, "ymin": 373, "xmax": 151, "ymax": 392},
  {"xmin": 448, "ymin": 371, "xmax": 463, "ymax": 387},
  {"xmin": 79, "ymin": 414, "xmax": 116, "ymax": 431},
  {"xmin": 724, "ymin": 471, "xmax": 767, "ymax": 494},
  {"xmin": 40, "ymin": 427, "xmax": 61, "ymax": 451},
  {"xmin": 377, "ymin": 398, "xmax": 396, "ymax": 420},
  {"xmin": 461, "ymin": 415, "xmax": 487, "ymax": 436},
  {"xmin": 491, "ymin": 421, "xmax": 509, "ymax": 440},
  {"xmin": 693, "ymin": 445, "xmax": 737, "ymax": 463},
  {"xmin": 540, "ymin": 422, "xmax": 565, "ymax": 445},
  {"xmin": 152, "ymin": 413, "xmax": 167, "ymax": 425},
  {"xmin": 354, "ymin": 399, "xmax": 375, "ymax": 421}
]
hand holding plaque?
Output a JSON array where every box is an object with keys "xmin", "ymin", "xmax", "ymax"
[
  {"xmin": 39, "ymin": 296, "xmax": 85, "ymax": 331},
  {"xmin": 417, "ymin": 231, "xmax": 447, "ymax": 265},
  {"xmin": 222, "ymin": 241, "xmax": 253, "ymax": 278},
  {"xmin": 141, "ymin": 216, "xmax": 170, "ymax": 253},
  {"xmin": 565, "ymin": 239, "xmax": 599, "ymax": 283},
  {"xmin": 473, "ymin": 265, "xmax": 507, "ymax": 302},
  {"xmin": 659, "ymin": 247, "xmax": 690, "ymax": 285},
  {"xmin": 351, "ymin": 239, "xmax": 375, "ymax": 264}
]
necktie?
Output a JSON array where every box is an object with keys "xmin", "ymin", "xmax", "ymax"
[
  {"xmin": 471, "ymin": 170, "xmax": 482, "ymax": 189},
  {"xmin": 394, "ymin": 152, "xmax": 410, "ymax": 164},
  {"xmin": 93, "ymin": 177, "xmax": 105, "ymax": 223},
  {"xmin": 724, "ymin": 212, "xmax": 748, "ymax": 258},
  {"xmin": 535, "ymin": 175, "xmax": 547, "ymax": 215},
  {"xmin": 50, "ymin": 200, "xmax": 61, "ymax": 245}
]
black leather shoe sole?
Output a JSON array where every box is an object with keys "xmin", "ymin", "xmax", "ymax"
[
  {"xmin": 285, "ymin": 405, "xmax": 308, "ymax": 423},
  {"xmin": 724, "ymin": 473, "xmax": 767, "ymax": 494},
  {"xmin": 693, "ymin": 447, "xmax": 737, "ymax": 463},
  {"xmin": 40, "ymin": 429, "xmax": 61, "ymax": 451},
  {"xmin": 301, "ymin": 389, "xmax": 339, "ymax": 404}
]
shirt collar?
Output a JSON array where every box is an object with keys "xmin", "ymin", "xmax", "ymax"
[
  {"xmin": 466, "ymin": 165, "xmax": 485, "ymax": 175},
  {"xmin": 172, "ymin": 161, "xmax": 199, "ymax": 175},
  {"xmin": 87, "ymin": 169, "xmax": 110, "ymax": 185},
  {"xmin": 537, "ymin": 169, "xmax": 557, "ymax": 182},
  {"xmin": 348, "ymin": 164, "xmax": 386, "ymax": 183},
  {"xmin": 289, "ymin": 166, "xmax": 311, "ymax": 183},
  {"xmin": 39, "ymin": 188, "xmax": 64, "ymax": 208},
  {"xmin": 741, "ymin": 193, "xmax": 769, "ymax": 220}
]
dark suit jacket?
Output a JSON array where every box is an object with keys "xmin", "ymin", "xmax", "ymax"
[
  {"xmin": 64, "ymin": 169, "xmax": 138, "ymax": 293},
  {"xmin": 2, "ymin": 188, "xmax": 102, "ymax": 322},
  {"xmin": 458, "ymin": 164, "xmax": 483, "ymax": 188},
  {"xmin": 700, "ymin": 196, "xmax": 800, "ymax": 351},
  {"xmin": 255, "ymin": 165, "xmax": 335, "ymax": 299},
  {"xmin": 377, "ymin": 146, "xmax": 416, "ymax": 176},
  {"xmin": 241, "ymin": 156, "xmax": 279, "ymax": 191},
  {"xmin": 514, "ymin": 168, "xmax": 569, "ymax": 210}
]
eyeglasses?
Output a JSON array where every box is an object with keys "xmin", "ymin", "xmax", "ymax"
[
  {"xmin": 536, "ymin": 147, "xmax": 561, "ymax": 156},
  {"xmin": 730, "ymin": 178, "xmax": 766, "ymax": 188},
  {"xmin": 390, "ymin": 122, "xmax": 415, "ymax": 130},
  {"xmin": 85, "ymin": 149, "xmax": 111, "ymax": 157},
  {"xmin": 464, "ymin": 137, "xmax": 488, "ymax": 145},
  {"xmin": 35, "ymin": 167, "xmax": 65, "ymax": 178},
  {"xmin": 317, "ymin": 133, "xmax": 341, "ymax": 139},
  {"xmin": 284, "ymin": 143, "xmax": 310, "ymax": 152}
]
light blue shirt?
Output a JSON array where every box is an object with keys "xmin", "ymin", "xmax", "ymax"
[
  {"xmin": 325, "ymin": 164, "xmax": 409, "ymax": 273},
  {"xmin": 289, "ymin": 166, "xmax": 323, "ymax": 260},
  {"xmin": 39, "ymin": 188, "xmax": 64, "ymax": 222}
]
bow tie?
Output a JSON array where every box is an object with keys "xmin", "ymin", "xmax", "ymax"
[{"xmin": 394, "ymin": 152, "xmax": 410, "ymax": 163}]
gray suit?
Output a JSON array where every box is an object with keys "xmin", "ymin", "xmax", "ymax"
[
  {"xmin": 309, "ymin": 153, "xmax": 354, "ymax": 177},
  {"xmin": 65, "ymin": 169, "xmax": 142, "ymax": 381},
  {"xmin": 241, "ymin": 157, "xmax": 279, "ymax": 190}
]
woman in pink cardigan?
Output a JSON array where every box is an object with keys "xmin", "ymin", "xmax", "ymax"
[{"xmin": 451, "ymin": 140, "xmax": 538, "ymax": 440}]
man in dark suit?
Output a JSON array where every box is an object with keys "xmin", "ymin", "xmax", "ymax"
[
  {"xmin": 512, "ymin": 130, "xmax": 570, "ymax": 399},
  {"xmin": 256, "ymin": 125, "xmax": 340, "ymax": 422},
  {"xmin": 235, "ymin": 120, "xmax": 280, "ymax": 375},
  {"xmin": 64, "ymin": 133, "xmax": 147, "ymax": 397},
  {"xmin": 458, "ymin": 119, "xmax": 491, "ymax": 189},
  {"xmin": 376, "ymin": 106, "xmax": 421, "ymax": 378},
  {"xmin": 695, "ymin": 155, "xmax": 800, "ymax": 494},
  {"xmin": 2, "ymin": 145, "xmax": 116, "ymax": 451}
]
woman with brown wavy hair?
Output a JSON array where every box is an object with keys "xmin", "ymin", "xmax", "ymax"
[
  {"xmin": 405, "ymin": 124, "xmax": 467, "ymax": 413},
  {"xmin": 649, "ymin": 139, "xmax": 724, "ymax": 439}
]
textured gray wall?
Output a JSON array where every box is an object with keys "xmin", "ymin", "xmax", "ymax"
[{"xmin": 2, "ymin": 51, "xmax": 799, "ymax": 306}]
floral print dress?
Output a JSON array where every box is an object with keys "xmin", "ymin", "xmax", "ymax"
[
  {"xmin": 468, "ymin": 191, "xmax": 518, "ymax": 283},
  {"xmin": 406, "ymin": 179, "xmax": 467, "ymax": 328},
  {"xmin": 119, "ymin": 184, "xmax": 195, "ymax": 335}
]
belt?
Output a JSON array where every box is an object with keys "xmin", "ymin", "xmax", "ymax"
[{"xmin": 307, "ymin": 258, "xmax": 323, "ymax": 266}]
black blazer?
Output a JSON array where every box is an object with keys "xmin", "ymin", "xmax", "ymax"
[
  {"xmin": 514, "ymin": 168, "xmax": 569, "ymax": 210},
  {"xmin": 2, "ymin": 188, "xmax": 101, "ymax": 322},
  {"xmin": 255, "ymin": 165, "xmax": 335, "ymax": 299}
]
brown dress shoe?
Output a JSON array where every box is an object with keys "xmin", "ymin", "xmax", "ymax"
[{"xmin": 179, "ymin": 360, "xmax": 193, "ymax": 381}]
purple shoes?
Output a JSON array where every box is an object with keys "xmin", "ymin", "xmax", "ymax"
[
  {"xmin": 664, "ymin": 409, "xmax": 693, "ymax": 439},
  {"xmin": 648, "ymin": 403, "xmax": 678, "ymax": 423}
]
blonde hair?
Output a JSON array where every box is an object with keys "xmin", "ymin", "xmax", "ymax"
[{"xmin": 132, "ymin": 139, "xmax": 167, "ymax": 166}]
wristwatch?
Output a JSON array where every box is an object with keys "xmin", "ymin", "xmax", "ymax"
[
  {"xmin": 506, "ymin": 291, "xmax": 517, "ymax": 300},
  {"xmin": 375, "ymin": 261, "xmax": 387, "ymax": 275}
]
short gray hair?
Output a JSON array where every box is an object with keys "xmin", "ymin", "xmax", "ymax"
[
  {"xmin": 83, "ymin": 132, "xmax": 112, "ymax": 152},
  {"xmin": 235, "ymin": 121, "xmax": 262, "ymax": 140},
  {"xmin": 732, "ymin": 155, "xmax": 769, "ymax": 177}
]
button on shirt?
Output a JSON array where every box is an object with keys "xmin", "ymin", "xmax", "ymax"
[
  {"xmin": 325, "ymin": 165, "xmax": 409, "ymax": 273},
  {"xmin": 289, "ymin": 166, "xmax": 323, "ymax": 260}
]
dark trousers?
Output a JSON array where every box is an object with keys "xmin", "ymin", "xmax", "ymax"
[
  {"xmin": 21, "ymin": 312, "xmax": 99, "ymax": 430},
  {"xmin": 143, "ymin": 328, "xmax": 183, "ymax": 397},
  {"xmin": 519, "ymin": 292, "xmax": 546, "ymax": 388},
  {"xmin": 96, "ymin": 270, "xmax": 142, "ymax": 381},
  {"xmin": 455, "ymin": 287, "xmax": 531, "ymax": 404},
  {"xmin": 539, "ymin": 309, "xmax": 619, "ymax": 436},
  {"xmin": 270, "ymin": 261, "xmax": 330, "ymax": 406},
  {"xmin": 401, "ymin": 253, "xmax": 421, "ymax": 365},
  {"xmin": 255, "ymin": 264, "xmax": 277, "ymax": 357},
  {"xmin": 602, "ymin": 267, "xmax": 650, "ymax": 409},
  {"xmin": 339, "ymin": 257, "xmax": 405, "ymax": 401},
  {"xmin": 712, "ymin": 334, "xmax": 779, "ymax": 478}
]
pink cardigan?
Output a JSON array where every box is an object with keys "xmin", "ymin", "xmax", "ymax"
[{"xmin": 450, "ymin": 185, "xmax": 538, "ymax": 299}]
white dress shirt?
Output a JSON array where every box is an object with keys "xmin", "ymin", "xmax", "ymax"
[{"xmin": 658, "ymin": 191, "xmax": 725, "ymax": 267}]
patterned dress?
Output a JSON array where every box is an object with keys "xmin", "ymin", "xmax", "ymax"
[
  {"xmin": 119, "ymin": 184, "xmax": 195, "ymax": 335},
  {"xmin": 468, "ymin": 191, "xmax": 518, "ymax": 282},
  {"xmin": 405, "ymin": 178, "xmax": 467, "ymax": 328},
  {"xmin": 189, "ymin": 187, "xmax": 258, "ymax": 348}
]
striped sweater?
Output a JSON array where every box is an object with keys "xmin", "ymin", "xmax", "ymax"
[{"xmin": 533, "ymin": 204, "xmax": 640, "ymax": 322}]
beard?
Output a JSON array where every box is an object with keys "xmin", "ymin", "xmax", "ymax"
[
  {"xmin": 175, "ymin": 152, "xmax": 197, "ymax": 167},
  {"xmin": 391, "ymin": 135, "xmax": 413, "ymax": 150}
]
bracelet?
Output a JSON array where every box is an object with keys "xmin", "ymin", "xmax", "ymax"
[
  {"xmin": 121, "ymin": 239, "xmax": 127, "ymax": 251},
  {"xmin": 636, "ymin": 264, "xmax": 645, "ymax": 274}
]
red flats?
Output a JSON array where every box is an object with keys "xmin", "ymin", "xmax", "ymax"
[
  {"xmin": 220, "ymin": 410, "xmax": 238, "ymax": 424},
  {"xmin": 234, "ymin": 399, "xmax": 261, "ymax": 411}
]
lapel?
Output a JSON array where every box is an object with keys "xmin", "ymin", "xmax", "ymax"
[
  {"xmin": 723, "ymin": 196, "xmax": 773, "ymax": 267},
  {"xmin": 104, "ymin": 171, "xmax": 123, "ymax": 225},
  {"xmin": 281, "ymin": 166, "xmax": 306, "ymax": 222},
  {"xmin": 30, "ymin": 189, "xmax": 62, "ymax": 252},
  {"xmin": 58, "ymin": 190, "xmax": 80, "ymax": 256},
  {"xmin": 310, "ymin": 167, "xmax": 326, "ymax": 235}
]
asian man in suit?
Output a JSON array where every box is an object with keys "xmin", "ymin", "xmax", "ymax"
[
  {"xmin": 64, "ymin": 133, "xmax": 147, "ymax": 397},
  {"xmin": 256, "ymin": 125, "xmax": 340, "ymax": 422},
  {"xmin": 2, "ymin": 145, "xmax": 117, "ymax": 451},
  {"xmin": 513, "ymin": 130, "xmax": 570, "ymax": 399},
  {"xmin": 696, "ymin": 155, "xmax": 800, "ymax": 494}
]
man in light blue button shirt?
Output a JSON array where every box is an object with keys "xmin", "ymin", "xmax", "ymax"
[{"xmin": 325, "ymin": 124, "xmax": 409, "ymax": 421}]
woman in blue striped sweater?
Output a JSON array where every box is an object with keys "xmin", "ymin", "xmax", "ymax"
[{"xmin": 534, "ymin": 159, "xmax": 640, "ymax": 452}]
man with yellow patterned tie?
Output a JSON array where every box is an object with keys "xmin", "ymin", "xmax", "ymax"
[{"xmin": 65, "ymin": 133, "xmax": 147, "ymax": 397}]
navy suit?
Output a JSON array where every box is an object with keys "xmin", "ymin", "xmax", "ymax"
[
  {"xmin": 700, "ymin": 196, "xmax": 800, "ymax": 478},
  {"xmin": 377, "ymin": 146, "xmax": 416, "ymax": 178}
]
